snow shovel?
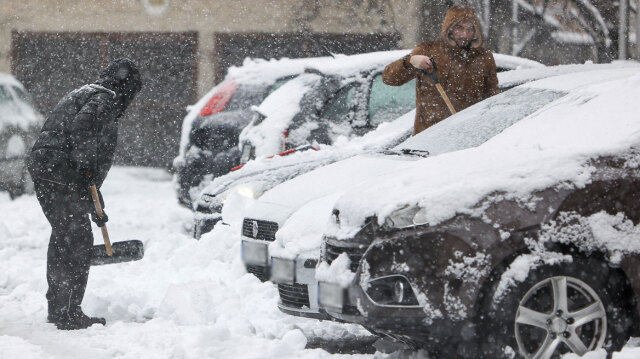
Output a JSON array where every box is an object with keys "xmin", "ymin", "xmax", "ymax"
[
  {"xmin": 89, "ymin": 185, "xmax": 144, "ymax": 266},
  {"xmin": 421, "ymin": 59, "xmax": 457, "ymax": 115}
]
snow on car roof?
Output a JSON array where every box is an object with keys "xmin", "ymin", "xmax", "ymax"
[
  {"xmin": 329, "ymin": 68, "xmax": 640, "ymax": 239},
  {"xmin": 499, "ymin": 61, "xmax": 640, "ymax": 89},
  {"xmin": 304, "ymin": 50, "xmax": 409, "ymax": 77},
  {"xmin": 226, "ymin": 55, "xmax": 335, "ymax": 85},
  {"xmin": 492, "ymin": 53, "xmax": 544, "ymax": 70}
]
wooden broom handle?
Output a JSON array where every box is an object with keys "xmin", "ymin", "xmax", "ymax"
[
  {"xmin": 90, "ymin": 185, "xmax": 113, "ymax": 256},
  {"xmin": 435, "ymin": 83, "xmax": 457, "ymax": 115}
]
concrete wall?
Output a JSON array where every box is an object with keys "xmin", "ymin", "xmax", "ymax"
[{"xmin": 0, "ymin": 0, "xmax": 421, "ymax": 98}]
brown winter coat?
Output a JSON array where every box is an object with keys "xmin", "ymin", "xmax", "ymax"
[{"xmin": 383, "ymin": 5, "xmax": 500, "ymax": 134}]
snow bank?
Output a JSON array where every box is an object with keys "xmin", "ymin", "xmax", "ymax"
[{"xmin": 0, "ymin": 167, "xmax": 371, "ymax": 359}]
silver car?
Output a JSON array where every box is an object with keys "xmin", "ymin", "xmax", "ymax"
[{"xmin": 0, "ymin": 73, "xmax": 43, "ymax": 199}]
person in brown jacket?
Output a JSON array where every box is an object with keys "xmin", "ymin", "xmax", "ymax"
[{"xmin": 383, "ymin": 5, "xmax": 500, "ymax": 135}]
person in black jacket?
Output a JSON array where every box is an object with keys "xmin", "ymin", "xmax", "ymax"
[{"xmin": 27, "ymin": 58, "xmax": 142, "ymax": 330}]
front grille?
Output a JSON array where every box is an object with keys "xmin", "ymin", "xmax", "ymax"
[
  {"xmin": 278, "ymin": 283, "xmax": 310, "ymax": 309},
  {"xmin": 242, "ymin": 218, "xmax": 278, "ymax": 241},
  {"xmin": 246, "ymin": 264, "xmax": 269, "ymax": 282},
  {"xmin": 325, "ymin": 243, "xmax": 367, "ymax": 272}
]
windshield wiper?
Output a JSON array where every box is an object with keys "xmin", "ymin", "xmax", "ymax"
[{"xmin": 382, "ymin": 149, "xmax": 430, "ymax": 158}]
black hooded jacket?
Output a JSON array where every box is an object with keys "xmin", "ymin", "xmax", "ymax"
[{"xmin": 28, "ymin": 58, "xmax": 142, "ymax": 190}]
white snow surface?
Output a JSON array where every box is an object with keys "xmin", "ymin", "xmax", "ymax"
[
  {"xmin": 328, "ymin": 70, "xmax": 640, "ymax": 239},
  {"xmin": 0, "ymin": 167, "xmax": 377, "ymax": 359}
]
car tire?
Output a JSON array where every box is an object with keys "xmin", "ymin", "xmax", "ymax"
[{"xmin": 475, "ymin": 255, "xmax": 636, "ymax": 359}]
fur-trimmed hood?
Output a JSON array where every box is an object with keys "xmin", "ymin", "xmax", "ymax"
[{"xmin": 441, "ymin": 5, "xmax": 483, "ymax": 49}]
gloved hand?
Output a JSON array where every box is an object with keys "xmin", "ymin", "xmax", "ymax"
[
  {"xmin": 78, "ymin": 169, "xmax": 96, "ymax": 189},
  {"xmin": 91, "ymin": 211, "xmax": 108, "ymax": 227}
]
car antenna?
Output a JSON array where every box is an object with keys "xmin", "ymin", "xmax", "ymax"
[{"xmin": 303, "ymin": 32, "xmax": 337, "ymax": 59}]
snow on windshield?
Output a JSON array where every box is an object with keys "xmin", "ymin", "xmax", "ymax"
[
  {"xmin": 395, "ymin": 87, "xmax": 565, "ymax": 156},
  {"xmin": 330, "ymin": 72, "xmax": 640, "ymax": 239}
]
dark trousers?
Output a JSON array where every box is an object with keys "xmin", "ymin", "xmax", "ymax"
[{"xmin": 33, "ymin": 179, "xmax": 94, "ymax": 320}]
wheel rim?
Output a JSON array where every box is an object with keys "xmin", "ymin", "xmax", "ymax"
[{"xmin": 514, "ymin": 276, "xmax": 607, "ymax": 359}]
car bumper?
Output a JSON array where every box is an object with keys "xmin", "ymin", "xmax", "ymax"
[
  {"xmin": 272, "ymin": 256, "xmax": 334, "ymax": 320},
  {"xmin": 319, "ymin": 280, "xmax": 470, "ymax": 346}
]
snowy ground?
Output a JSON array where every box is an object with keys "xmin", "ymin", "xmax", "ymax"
[{"xmin": 0, "ymin": 166, "xmax": 638, "ymax": 359}]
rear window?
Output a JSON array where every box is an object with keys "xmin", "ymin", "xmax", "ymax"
[{"xmin": 396, "ymin": 87, "xmax": 565, "ymax": 155}]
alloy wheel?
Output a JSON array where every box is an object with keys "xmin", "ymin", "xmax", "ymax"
[{"xmin": 514, "ymin": 276, "xmax": 607, "ymax": 359}]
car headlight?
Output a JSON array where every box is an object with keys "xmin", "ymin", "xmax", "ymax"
[
  {"xmin": 236, "ymin": 185, "xmax": 256, "ymax": 199},
  {"xmin": 363, "ymin": 275, "xmax": 420, "ymax": 306},
  {"xmin": 383, "ymin": 204, "xmax": 428, "ymax": 228}
]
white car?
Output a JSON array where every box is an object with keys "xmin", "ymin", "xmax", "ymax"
[
  {"xmin": 241, "ymin": 62, "xmax": 640, "ymax": 321},
  {"xmin": 0, "ymin": 73, "xmax": 44, "ymax": 198}
]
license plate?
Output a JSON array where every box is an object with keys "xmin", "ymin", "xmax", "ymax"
[
  {"xmin": 318, "ymin": 281, "xmax": 344, "ymax": 311},
  {"xmin": 242, "ymin": 240, "xmax": 268, "ymax": 266},
  {"xmin": 270, "ymin": 257, "xmax": 295, "ymax": 283}
]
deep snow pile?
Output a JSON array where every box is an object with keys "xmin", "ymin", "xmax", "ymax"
[{"xmin": 0, "ymin": 167, "xmax": 372, "ymax": 359}]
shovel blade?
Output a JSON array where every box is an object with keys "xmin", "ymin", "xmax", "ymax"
[{"xmin": 90, "ymin": 240, "xmax": 144, "ymax": 266}]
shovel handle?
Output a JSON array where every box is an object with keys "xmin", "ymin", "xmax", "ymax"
[
  {"xmin": 90, "ymin": 185, "xmax": 113, "ymax": 257},
  {"xmin": 435, "ymin": 83, "xmax": 457, "ymax": 115},
  {"xmin": 419, "ymin": 60, "xmax": 456, "ymax": 115}
]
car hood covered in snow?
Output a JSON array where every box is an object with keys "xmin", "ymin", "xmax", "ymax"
[{"xmin": 327, "ymin": 68, "xmax": 640, "ymax": 240}]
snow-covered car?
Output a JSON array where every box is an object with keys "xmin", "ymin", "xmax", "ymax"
[
  {"xmin": 192, "ymin": 50, "xmax": 418, "ymax": 237},
  {"xmin": 173, "ymin": 56, "xmax": 334, "ymax": 207},
  {"xmin": 193, "ymin": 53, "xmax": 545, "ymax": 239},
  {"xmin": 241, "ymin": 62, "xmax": 633, "ymax": 321},
  {"xmin": 315, "ymin": 67, "xmax": 640, "ymax": 358},
  {"xmin": 0, "ymin": 73, "xmax": 44, "ymax": 199}
]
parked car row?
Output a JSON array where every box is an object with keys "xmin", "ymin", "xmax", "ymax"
[
  {"xmin": 0, "ymin": 73, "xmax": 43, "ymax": 199},
  {"xmin": 178, "ymin": 48, "xmax": 640, "ymax": 358},
  {"xmin": 185, "ymin": 51, "xmax": 546, "ymax": 239},
  {"xmin": 240, "ymin": 63, "xmax": 640, "ymax": 358}
]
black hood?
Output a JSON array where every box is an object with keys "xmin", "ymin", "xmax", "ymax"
[{"xmin": 95, "ymin": 58, "xmax": 143, "ymax": 112}]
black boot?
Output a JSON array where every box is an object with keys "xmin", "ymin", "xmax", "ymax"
[
  {"xmin": 48, "ymin": 299, "xmax": 106, "ymax": 330},
  {"xmin": 55, "ymin": 310, "xmax": 106, "ymax": 330}
]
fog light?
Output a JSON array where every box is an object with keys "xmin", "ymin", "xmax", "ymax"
[{"xmin": 364, "ymin": 275, "xmax": 419, "ymax": 306}]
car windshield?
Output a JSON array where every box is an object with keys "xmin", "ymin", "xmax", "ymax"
[
  {"xmin": 393, "ymin": 87, "xmax": 565, "ymax": 156},
  {"xmin": 0, "ymin": 85, "xmax": 11, "ymax": 105},
  {"xmin": 10, "ymin": 86, "xmax": 33, "ymax": 106}
]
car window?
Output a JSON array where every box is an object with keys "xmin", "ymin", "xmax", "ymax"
[
  {"xmin": 321, "ymin": 85, "xmax": 356, "ymax": 123},
  {"xmin": 395, "ymin": 87, "xmax": 565, "ymax": 155},
  {"xmin": 0, "ymin": 85, "xmax": 11, "ymax": 104},
  {"xmin": 368, "ymin": 75, "xmax": 416, "ymax": 126},
  {"xmin": 10, "ymin": 86, "xmax": 32, "ymax": 105},
  {"xmin": 267, "ymin": 77, "xmax": 294, "ymax": 95}
]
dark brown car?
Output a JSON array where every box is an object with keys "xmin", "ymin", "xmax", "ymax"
[{"xmin": 317, "ymin": 68, "xmax": 640, "ymax": 358}]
